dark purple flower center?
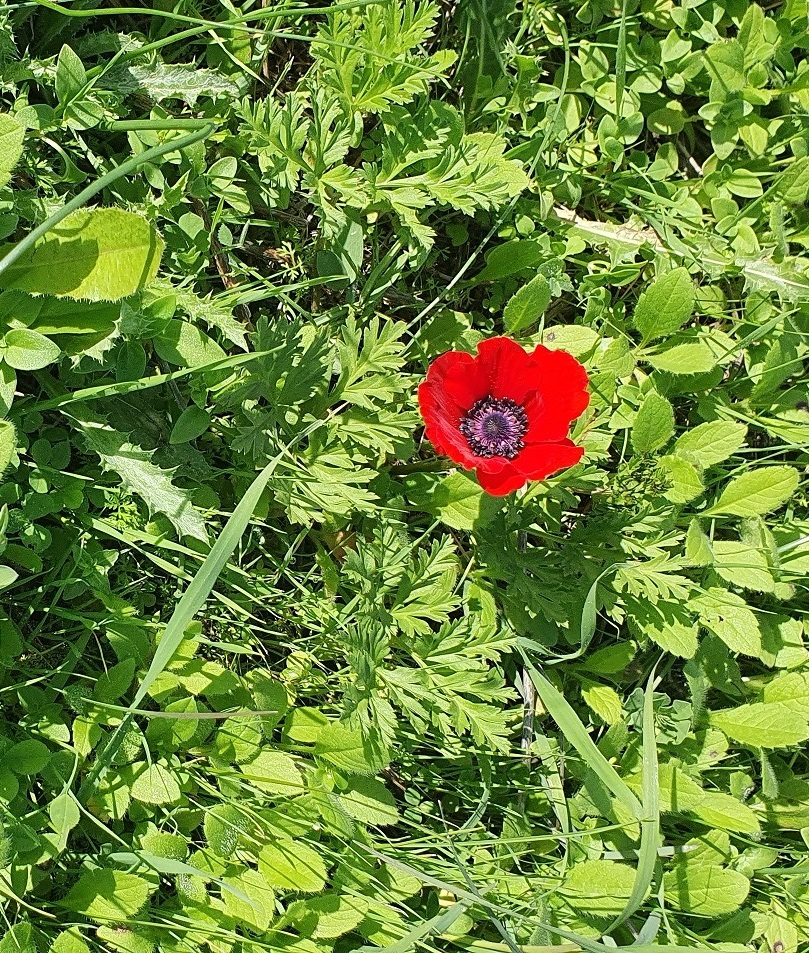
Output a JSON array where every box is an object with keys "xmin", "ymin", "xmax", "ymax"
[{"xmin": 459, "ymin": 396, "xmax": 528, "ymax": 459}]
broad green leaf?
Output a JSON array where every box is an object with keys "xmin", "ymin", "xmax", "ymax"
[
  {"xmin": 542, "ymin": 324, "xmax": 599, "ymax": 357},
  {"xmin": 258, "ymin": 839, "xmax": 327, "ymax": 893},
  {"xmin": 633, "ymin": 267, "xmax": 695, "ymax": 341},
  {"xmin": 761, "ymin": 672, "xmax": 809, "ymax": 716},
  {"xmin": 0, "ymin": 419, "xmax": 15, "ymax": 475},
  {"xmin": 340, "ymin": 777, "xmax": 399, "ymax": 826},
  {"xmin": 204, "ymin": 804, "xmax": 248, "ymax": 858},
  {"xmin": 713, "ymin": 540, "xmax": 775, "ymax": 592},
  {"xmin": 2, "ymin": 328, "xmax": 60, "ymax": 370},
  {"xmin": 664, "ymin": 861, "xmax": 749, "ymax": 916},
  {"xmin": 580, "ymin": 682, "xmax": 622, "ymax": 724},
  {"xmin": 674, "ymin": 421, "xmax": 746, "ymax": 467},
  {"xmin": 773, "ymin": 156, "xmax": 809, "ymax": 204},
  {"xmin": 130, "ymin": 763, "xmax": 182, "ymax": 805},
  {"xmin": 710, "ymin": 703, "xmax": 809, "ymax": 748},
  {"xmin": 8, "ymin": 738, "xmax": 51, "ymax": 773},
  {"xmin": 0, "ymin": 925, "xmax": 36, "ymax": 953},
  {"xmin": 63, "ymin": 869, "xmax": 151, "ymax": 922},
  {"xmin": 113, "ymin": 63, "xmax": 239, "ymax": 107},
  {"xmin": 404, "ymin": 472, "xmax": 501, "ymax": 531},
  {"xmin": 706, "ymin": 466, "xmax": 798, "ymax": 517},
  {"xmin": 632, "ymin": 393, "xmax": 674, "ymax": 453},
  {"xmin": 0, "ymin": 208, "xmax": 164, "ymax": 302},
  {"xmin": 647, "ymin": 341, "xmax": 715, "ymax": 374},
  {"xmin": 473, "ymin": 239, "xmax": 544, "ymax": 282},
  {"xmin": 559, "ymin": 859, "xmax": 635, "ymax": 917},
  {"xmin": 695, "ymin": 792, "xmax": 761, "ymax": 835},
  {"xmin": 314, "ymin": 722, "xmax": 380, "ymax": 775},
  {"xmin": 503, "ymin": 273, "xmax": 551, "ymax": 332},
  {"xmin": 705, "ymin": 39, "xmax": 746, "ymax": 93},
  {"xmin": 221, "ymin": 868, "xmax": 275, "ymax": 932},
  {"xmin": 300, "ymin": 893, "xmax": 369, "ymax": 940},
  {"xmin": 0, "ymin": 114, "xmax": 24, "ymax": 189},
  {"xmin": 155, "ymin": 320, "xmax": 226, "ymax": 367},
  {"xmin": 240, "ymin": 750, "xmax": 303, "ymax": 795},
  {"xmin": 170, "ymin": 405, "xmax": 211, "ymax": 444},
  {"xmin": 685, "ymin": 519, "xmax": 713, "ymax": 566},
  {"xmin": 55, "ymin": 45, "xmax": 87, "ymax": 104},
  {"xmin": 691, "ymin": 589, "xmax": 761, "ymax": 656},
  {"xmin": 48, "ymin": 791, "xmax": 81, "ymax": 837},
  {"xmin": 51, "ymin": 929, "xmax": 91, "ymax": 953}
]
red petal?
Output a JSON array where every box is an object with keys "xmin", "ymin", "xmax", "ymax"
[
  {"xmin": 513, "ymin": 439, "xmax": 585, "ymax": 481},
  {"xmin": 418, "ymin": 383, "xmax": 479, "ymax": 468},
  {"xmin": 475, "ymin": 337, "xmax": 537, "ymax": 404},
  {"xmin": 477, "ymin": 463, "xmax": 527, "ymax": 496},
  {"xmin": 424, "ymin": 349, "xmax": 489, "ymax": 411},
  {"xmin": 523, "ymin": 346, "xmax": 590, "ymax": 442}
]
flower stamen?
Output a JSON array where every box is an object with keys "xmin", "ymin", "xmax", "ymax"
[{"xmin": 459, "ymin": 396, "xmax": 528, "ymax": 459}]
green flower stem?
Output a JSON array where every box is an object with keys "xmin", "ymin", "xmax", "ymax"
[{"xmin": 0, "ymin": 123, "xmax": 214, "ymax": 280}]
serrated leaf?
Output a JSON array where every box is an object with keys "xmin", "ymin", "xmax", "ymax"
[
  {"xmin": 51, "ymin": 929, "xmax": 90, "ymax": 953},
  {"xmin": 109, "ymin": 63, "xmax": 240, "ymax": 106},
  {"xmin": 82, "ymin": 422, "xmax": 208, "ymax": 541},
  {"xmin": 713, "ymin": 540, "xmax": 775, "ymax": 592},
  {"xmin": 503, "ymin": 274, "xmax": 551, "ymax": 333},
  {"xmin": 581, "ymin": 682, "xmax": 623, "ymax": 724},
  {"xmin": 739, "ymin": 255, "xmax": 809, "ymax": 303},
  {"xmin": 64, "ymin": 870, "xmax": 151, "ymax": 922},
  {"xmin": 773, "ymin": 156, "xmax": 809, "ymax": 205},
  {"xmin": 258, "ymin": 839, "xmax": 327, "ymax": 893},
  {"xmin": 627, "ymin": 599, "xmax": 698, "ymax": 659},
  {"xmin": 647, "ymin": 341, "xmax": 715, "ymax": 374},
  {"xmin": 314, "ymin": 722, "xmax": 379, "ymax": 775},
  {"xmin": 404, "ymin": 472, "xmax": 501, "ymax": 531},
  {"xmin": 710, "ymin": 703, "xmax": 809, "ymax": 748},
  {"xmin": 633, "ymin": 267, "xmax": 695, "ymax": 341},
  {"xmin": 240, "ymin": 750, "xmax": 303, "ymax": 795},
  {"xmin": 632, "ymin": 393, "xmax": 674, "ymax": 453},
  {"xmin": 204, "ymin": 804, "xmax": 248, "ymax": 858},
  {"xmin": 691, "ymin": 588, "xmax": 762, "ymax": 656},
  {"xmin": 8, "ymin": 738, "xmax": 51, "ymax": 773},
  {"xmin": 674, "ymin": 421, "xmax": 746, "ymax": 467},
  {"xmin": 0, "ymin": 208, "xmax": 164, "ymax": 302},
  {"xmin": 0, "ymin": 114, "xmax": 25, "ymax": 190},
  {"xmin": 130, "ymin": 763, "xmax": 182, "ymax": 805},
  {"xmin": 685, "ymin": 519, "xmax": 714, "ymax": 566},
  {"xmin": 706, "ymin": 466, "xmax": 798, "ymax": 517}
]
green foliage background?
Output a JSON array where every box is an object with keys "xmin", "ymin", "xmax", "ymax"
[{"xmin": 0, "ymin": 0, "xmax": 807, "ymax": 951}]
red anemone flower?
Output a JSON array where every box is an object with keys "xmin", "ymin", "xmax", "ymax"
[{"xmin": 418, "ymin": 337, "xmax": 590, "ymax": 496}]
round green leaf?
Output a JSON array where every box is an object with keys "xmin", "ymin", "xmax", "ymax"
[{"xmin": 2, "ymin": 328, "xmax": 60, "ymax": 370}]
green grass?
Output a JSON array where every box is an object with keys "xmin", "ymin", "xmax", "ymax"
[{"xmin": 0, "ymin": 0, "xmax": 808, "ymax": 951}]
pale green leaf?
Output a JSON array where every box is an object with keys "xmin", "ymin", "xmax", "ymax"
[
  {"xmin": 63, "ymin": 870, "xmax": 152, "ymax": 922},
  {"xmin": 221, "ymin": 868, "xmax": 275, "ymax": 932},
  {"xmin": 0, "ymin": 419, "xmax": 15, "ymax": 476},
  {"xmin": 659, "ymin": 454, "xmax": 704, "ymax": 504},
  {"xmin": 0, "ymin": 114, "xmax": 24, "ymax": 190},
  {"xmin": 633, "ymin": 267, "xmax": 695, "ymax": 341},
  {"xmin": 258, "ymin": 840, "xmax": 327, "ymax": 893},
  {"xmin": 340, "ymin": 776, "xmax": 399, "ymax": 826},
  {"xmin": 55, "ymin": 45, "xmax": 87, "ymax": 104},
  {"xmin": 674, "ymin": 421, "xmax": 746, "ymax": 467},
  {"xmin": 559, "ymin": 859, "xmax": 636, "ymax": 917},
  {"xmin": 240, "ymin": 750, "xmax": 303, "ymax": 795},
  {"xmin": 691, "ymin": 588, "xmax": 762, "ymax": 656},
  {"xmin": 706, "ymin": 466, "xmax": 798, "ymax": 517},
  {"xmin": 710, "ymin": 702, "xmax": 809, "ymax": 748},
  {"xmin": 314, "ymin": 722, "xmax": 380, "ymax": 775},
  {"xmin": 632, "ymin": 393, "xmax": 674, "ymax": 453},
  {"xmin": 0, "ymin": 208, "xmax": 164, "ymax": 302},
  {"xmin": 580, "ymin": 682, "xmax": 623, "ymax": 724},
  {"xmin": 130, "ymin": 763, "xmax": 182, "ymax": 805},
  {"xmin": 647, "ymin": 341, "xmax": 715, "ymax": 374},
  {"xmin": 2, "ymin": 328, "xmax": 60, "ymax": 370},
  {"xmin": 663, "ymin": 861, "xmax": 749, "ymax": 916},
  {"xmin": 503, "ymin": 274, "xmax": 551, "ymax": 333},
  {"xmin": 82, "ymin": 422, "xmax": 208, "ymax": 541}
]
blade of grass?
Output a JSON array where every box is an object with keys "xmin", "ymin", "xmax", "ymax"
[
  {"xmin": 607, "ymin": 664, "xmax": 661, "ymax": 932},
  {"xmin": 518, "ymin": 646, "xmax": 642, "ymax": 820},
  {"xmin": 77, "ymin": 431, "xmax": 307, "ymax": 800}
]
